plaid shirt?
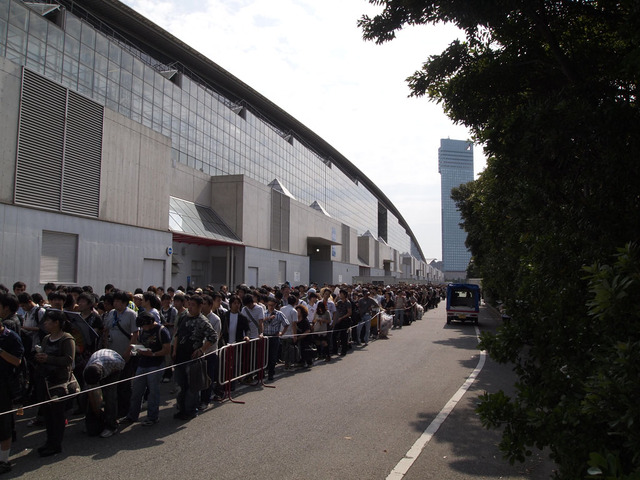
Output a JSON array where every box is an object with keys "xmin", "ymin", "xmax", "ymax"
[
  {"xmin": 85, "ymin": 348, "xmax": 125, "ymax": 380},
  {"xmin": 263, "ymin": 310, "xmax": 289, "ymax": 336}
]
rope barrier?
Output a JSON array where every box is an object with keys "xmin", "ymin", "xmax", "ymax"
[
  {"xmin": 2, "ymin": 345, "xmax": 225, "ymax": 418},
  {"xmin": 2, "ymin": 309, "xmax": 400, "ymax": 417}
]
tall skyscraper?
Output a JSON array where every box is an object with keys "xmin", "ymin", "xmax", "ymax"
[{"xmin": 438, "ymin": 138, "xmax": 474, "ymax": 280}]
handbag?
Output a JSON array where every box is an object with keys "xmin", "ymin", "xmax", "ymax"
[
  {"xmin": 45, "ymin": 372, "xmax": 80, "ymax": 402},
  {"xmin": 188, "ymin": 357, "xmax": 211, "ymax": 393}
]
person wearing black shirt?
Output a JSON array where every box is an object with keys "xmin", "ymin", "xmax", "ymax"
[
  {"xmin": 120, "ymin": 312, "xmax": 171, "ymax": 427},
  {"xmin": 294, "ymin": 305, "xmax": 314, "ymax": 368},
  {"xmin": 0, "ymin": 320, "xmax": 24, "ymax": 474},
  {"xmin": 34, "ymin": 310, "xmax": 76, "ymax": 457},
  {"xmin": 171, "ymin": 296, "xmax": 216, "ymax": 420},
  {"xmin": 0, "ymin": 294, "xmax": 21, "ymax": 340},
  {"xmin": 334, "ymin": 290, "xmax": 352, "ymax": 357}
]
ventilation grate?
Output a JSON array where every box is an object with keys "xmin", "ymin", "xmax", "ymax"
[{"xmin": 15, "ymin": 68, "xmax": 103, "ymax": 217}]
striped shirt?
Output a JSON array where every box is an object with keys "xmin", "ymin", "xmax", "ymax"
[{"xmin": 263, "ymin": 310, "xmax": 289, "ymax": 336}]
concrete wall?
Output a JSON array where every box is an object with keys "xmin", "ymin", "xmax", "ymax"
[
  {"xmin": 170, "ymin": 243, "xmax": 249, "ymax": 290},
  {"xmin": 358, "ymin": 235, "xmax": 377, "ymax": 266},
  {"xmin": 0, "ymin": 58, "xmax": 20, "ymax": 205},
  {"xmin": 400, "ymin": 255, "xmax": 434, "ymax": 280},
  {"xmin": 372, "ymin": 267, "xmax": 386, "ymax": 276},
  {"xmin": 376, "ymin": 242, "xmax": 394, "ymax": 271},
  {"xmin": 0, "ymin": 204, "xmax": 171, "ymax": 293},
  {"xmin": 330, "ymin": 261, "xmax": 359, "ymax": 285},
  {"xmin": 346, "ymin": 227, "xmax": 359, "ymax": 265},
  {"xmin": 99, "ymin": 109, "xmax": 171, "ymax": 231},
  {"xmin": 290, "ymin": 200, "xmax": 343, "ymax": 257},
  {"xmin": 170, "ymin": 242, "xmax": 210, "ymax": 290},
  {"xmin": 170, "ymin": 162, "xmax": 213, "ymax": 208},
  {"xmin": 309, "ymin": 260, "xmax": 360, "ymax": 286},
  {"xmin": 238, "ymin": 177, "xmax": 271, "ymax": 249},
  {"xmin": 444, "ymin": 270, "xmax": 468, "ymax": 282},
  {"xmin": 210, "ymin": 175, "xmax": 244, "ymax": 240},
  {"xmin": 244, "ymin": 247, "xmax": 309, "ymax": 287}
]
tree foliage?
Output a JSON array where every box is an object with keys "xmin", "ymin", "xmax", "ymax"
[
  {"xmin": 581, "ymin": 244, "xmax": 640, "ymax": 479},
  {"xmin": 360, "ymin": 1, "xmax": 640, "ymax": 478}
]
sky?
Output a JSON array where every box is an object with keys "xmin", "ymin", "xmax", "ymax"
[{"xmin": 122, "ymin": 0, "xmax": 486, "ymax": 260}]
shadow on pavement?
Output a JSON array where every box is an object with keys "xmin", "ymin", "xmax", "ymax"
[{"xmin": 404, "ymin": 304, "xmax": 557, "ymax": 479}]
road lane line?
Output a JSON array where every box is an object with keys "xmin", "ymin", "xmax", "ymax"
[{"xmin": 387, "ymin": 325, "xmax": 487, "ymax": 480}]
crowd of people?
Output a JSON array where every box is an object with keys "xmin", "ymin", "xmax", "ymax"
[{"xmin": 0, "ymin": 279, "xmax": 445, "ymax": 474}]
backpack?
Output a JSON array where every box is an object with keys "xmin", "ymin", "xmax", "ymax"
[
  {"xmin": 158, "ymin": 308, "xmax": 167, "ymax": 325},
  {"xmin": 156, "ymin": 324, "xmax": 170, "ymax": 344},
  {"xmin": 139, "ymin": 324, "xmax": 170, "ymax": 350},
  {"xmin": 32, "ymin": 307, "xmax": 46, "ymax": 342}
]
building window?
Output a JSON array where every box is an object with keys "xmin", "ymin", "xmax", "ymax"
[
  {"xmin": 378, "ymin": 203, "xmax": 388, "ymax": 243},
  {"xmin": 40, "ymin": 231, "xmax": 78, "ymax": 283}
]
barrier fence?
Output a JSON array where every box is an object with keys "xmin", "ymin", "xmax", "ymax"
[
  {"xmin": 218, "ymin": 337, "xmax": 273, "ymax": 404},
  {"xmin": 2, "ymin": 310, "xmax": 401, "ymax": 417}
]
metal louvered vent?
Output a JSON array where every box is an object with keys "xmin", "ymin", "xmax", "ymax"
[
  {"xmin": 63, "ymin": 91, "xmax": 103, "ymax": 216},
  {"xmin": 282, "ymin": 195, "xmax": 290, "ymax": 252},
  {"xmin": 15, "ymin": 68, "xmax": 103, "ymax": 217},
  {"xmin": 342, "ymin": 224, "xmax": 350, "ymax": 263},
  {"xmin": 270, "ymin": 190, "xmax": 290, "ymax": 252},
  {"xmin": 270, "ymin": 191, "xmax": 282, "ymax": 250},
  {"xmin": 15, "ymin": 69, "xmax": 66, "ymax": 210}
]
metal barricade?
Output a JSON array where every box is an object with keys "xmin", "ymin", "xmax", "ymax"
[{"xmin": 217, "ymin": 337, "xmax": 273, "ymax": 403}]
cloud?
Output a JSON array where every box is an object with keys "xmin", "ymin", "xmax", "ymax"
[{"xmin": 122, "ymin": 0, "xmax": 483, "ymax": 259}]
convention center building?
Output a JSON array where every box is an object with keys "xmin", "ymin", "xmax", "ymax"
[{"xmin": 0, "ymin": 0, "xmax": 442, "ymax": 291}]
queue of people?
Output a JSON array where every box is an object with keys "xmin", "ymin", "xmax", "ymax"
[{"xmin": 0, "ymin": 279, "xmax": 445, "ymax": 475}]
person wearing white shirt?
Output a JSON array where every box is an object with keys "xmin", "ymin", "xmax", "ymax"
[
  {"xmin": 202, "ymin": 296, "xmax": 221, "ymax": 338},
  {"xmin": 279, "ymin": 295, "xmax": 299, "ymax": 369},
  {"xmin": 306, "ymin": 292, "xmax": 319, "ymax": 323},
  {"xmin": 241, "ymin": 295, "xmax": 264, "ymax": 340}
]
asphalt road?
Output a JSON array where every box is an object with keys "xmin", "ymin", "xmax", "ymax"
[{"xmin": 8, "ymin": 303, "xmax": 557, "ymax": 479}]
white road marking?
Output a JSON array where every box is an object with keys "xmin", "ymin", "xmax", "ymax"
[{"xmin": 386, "ymin": 325, "xmax": 487, "ymax": 480}]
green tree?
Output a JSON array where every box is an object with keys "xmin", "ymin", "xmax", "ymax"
[
  {"xmin": 360, "ymin": 1, "xmax": 640, "ymax": 478},
  {"xmin": 580, "ymin": 244, "xmax": 640, "ymax": 479}
]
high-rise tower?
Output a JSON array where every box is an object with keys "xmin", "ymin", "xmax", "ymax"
[{"xmin": 438, "ymin": 139, "xmax": 474, "ymax": 280}]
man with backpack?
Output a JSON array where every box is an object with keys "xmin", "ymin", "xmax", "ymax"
[
  {"xmin": 172, "ymin": 295, "xmax": 217, "ymax": 420},
  {"xmin": 16, "ymin": 293, "xmax": 47, "ymax": 356},
  {"xmin": 119, "ymin": 312, "xmax": 171, "ymax": 427}
]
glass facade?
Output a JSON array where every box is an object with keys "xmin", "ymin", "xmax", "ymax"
[
  {"xmin": 387, "ymin": 210, "xmax": 410, "ymax": 254},
  {"xmin": 0, "ymin": 0, "xmax": 417, "ymax": 258},
  {"xmin": 438, "ymin": 138, "xmax": 473, "ymax": 272}
]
